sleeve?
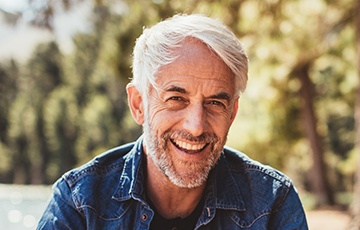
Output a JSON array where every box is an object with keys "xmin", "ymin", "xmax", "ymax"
[
  {"xmin": 268, "ymin": 184, "xmax": 309, "ymax": 230},
  {"xmin": 36, "ymin": 178, "xmax": 86, "ymax": 230}
]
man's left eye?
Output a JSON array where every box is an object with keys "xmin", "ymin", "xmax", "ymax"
[
  {"xmin": 207, "ymin": 101, "xmax": 225, "ymax": 108},
  {"xmin": 170, "ymin": 96, "xmax": 184, "ymax": 101}
]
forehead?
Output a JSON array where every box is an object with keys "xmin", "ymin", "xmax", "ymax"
[{"xmin": 155, "ymin": 38, "xmax": 236, "ymax": 95}]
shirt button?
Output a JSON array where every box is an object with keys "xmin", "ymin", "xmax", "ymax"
[{"xmin": 142, "ymin": 214, "xmax": 148, "ymax": 221}]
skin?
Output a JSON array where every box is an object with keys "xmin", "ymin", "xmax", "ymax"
[{"xmin": 127, "ymin": 38, "xmax": 239, "ymax": 219}]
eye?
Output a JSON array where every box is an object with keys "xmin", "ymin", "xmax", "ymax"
[
  {"xmin": 165, "ymin": 96, "xmax": 188, "ymax": 110},
  {"xmin": 169, "ymin": 96, "xmax": 184, "ymax": 102},
  {"xmin": 207, "ymin": 100, "xmax": 226, "ymax": 108}
]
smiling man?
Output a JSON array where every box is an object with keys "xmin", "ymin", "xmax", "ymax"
[{"xmin": 37, "ymin": 14, "xmax": 308, "ymax": 229}]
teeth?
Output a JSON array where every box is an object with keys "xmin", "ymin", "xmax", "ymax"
[{"xmin": 173, "ymin": 140, "xmax": 206, "ymax": 151}]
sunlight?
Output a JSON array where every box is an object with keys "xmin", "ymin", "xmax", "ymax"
[{"xmin": 0, "ymin": 0, "xmax": 28, "ymax": 13}]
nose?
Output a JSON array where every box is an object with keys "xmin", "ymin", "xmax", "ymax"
[{"xmin": 183, "ymin": 104, "xmax": 207, "ymax": 137}]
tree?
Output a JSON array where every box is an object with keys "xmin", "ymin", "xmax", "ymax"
[
  {"xmin": 291, "ymin": 62, "xmax": 334, "ymax": 205},
  {"xmin": 350, "ymin": 0, "xmax": 360, "ymax": 228},
  {"xmin": 0, "ymin": 60, "xmax": 19, "ymax": 182}
]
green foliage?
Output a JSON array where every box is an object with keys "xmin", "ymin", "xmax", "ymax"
[{"xmin": 0, "ymin": 0, "xmax": 357, "ymax": 200}]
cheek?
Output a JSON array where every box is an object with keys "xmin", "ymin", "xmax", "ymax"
[
  {"xmin": 146, "ymin": 103, "xmax": 177, "ymax": 131},
  {"xmin": 208, "ymin": 112, "xmax": 233, "ymax": 135},
  {"xmin": 209, "ymin": 109, "xmax": 234, "ymax": 124}
]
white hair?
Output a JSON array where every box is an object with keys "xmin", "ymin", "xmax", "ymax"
[{"xmin": 131, "ymin": 14, "xmax": 248, "ymax": 97}]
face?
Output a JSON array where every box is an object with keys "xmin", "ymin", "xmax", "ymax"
[{"xmin": 129, "ymin": 39, "xmax": 238, "ymax": 188}]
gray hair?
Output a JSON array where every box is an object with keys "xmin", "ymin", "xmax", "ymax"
[{"xmin": 131, "ymin": 14, "xmax": 248, "ymax": 97}]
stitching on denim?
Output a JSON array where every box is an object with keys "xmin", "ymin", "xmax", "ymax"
[
  {"xmin": 53, "ymin": 182, "xmax": 87, "ymax": 221},
  {"xmin": 242, "ymin": 164, "xmax": 292, "ymax": 187},
  {"xmin": 228, "ymin": 209, "xmax": 272, "ymax": 228},
  {"xmin": 76, "ymin": 200, "xmax": 134, "ymax": 221},
  {"xmin": 271, "ymin": 183, "xmax": 291, "ymax": 213}
]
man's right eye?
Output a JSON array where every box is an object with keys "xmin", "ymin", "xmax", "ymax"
[{"xmin": 165, "ymin": 96, "xmax": 188, "ymax": 109}]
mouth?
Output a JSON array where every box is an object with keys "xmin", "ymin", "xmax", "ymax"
[{"xmin": 170, "ymin": 138, "xmax": 208, "ymax": 154}]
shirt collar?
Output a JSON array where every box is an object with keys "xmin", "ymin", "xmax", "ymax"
[{"xmin": 112, "ymin": 136, "xmax": 145, "ymax": 202}]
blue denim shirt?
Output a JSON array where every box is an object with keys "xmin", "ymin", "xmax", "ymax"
[{"xmin": 37, "ymin": 136, "xmax": 308, "ymax": 229}]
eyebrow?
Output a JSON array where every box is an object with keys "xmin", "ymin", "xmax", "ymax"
[
  {"xmin": 165, "ymin": 86, "xmax": 188, "ymax": 94},
  {"xmin": 165, "ymin": 85, "xmax": 231, "ymax": 103},
  {"xmin": 210, "ymin": 92, "xmax": 231, "ymax": 103}
]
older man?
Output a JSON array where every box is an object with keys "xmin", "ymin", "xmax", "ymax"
[{"xmin": 37, "ymin": 14, "xmax": 308, "ymax": 229}]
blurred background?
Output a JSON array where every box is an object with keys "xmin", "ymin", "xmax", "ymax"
[{"xmin": 0, "ymin": 0, "xmax": 359, "ymax": 229}]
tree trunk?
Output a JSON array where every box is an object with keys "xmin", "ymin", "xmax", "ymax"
[
  {"xmin": 296, "ymin": 63, "xmax": 334, "ymax": 207},
  {"xmin": 349, "ymin": 0, "xmax": 360, "ymax": 228}
]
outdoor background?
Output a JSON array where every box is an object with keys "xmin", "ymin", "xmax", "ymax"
[{"xmin": 0, "ymin": 0, "xmax": 359, "ymax": 229}]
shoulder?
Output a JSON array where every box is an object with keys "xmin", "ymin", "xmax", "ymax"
[
  {"xmin": 219, "ymin": 146, "xmax": 294, "ymax": 212},
  {"xmin": 47, "ymin": 141, "xmax": 143, "ymax": 224},
  {"xmin": 51, "ymin": 141, "xmax": 139, "ymax": 216},
  {"xmin": 62, "ymin": 141, "xmax": 137, "ymax": 188},
  {"xmin": 212, "ymin": 147, "xmax": 303, "ymax": 226},
  {"xmin": 222, "ymin": 146, "xmax": 292, "ymax": 188}
]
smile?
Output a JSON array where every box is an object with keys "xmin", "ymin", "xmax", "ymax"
[{"xmin": 171, "ymin": 139, "xmax": 207, "ymax": 153}]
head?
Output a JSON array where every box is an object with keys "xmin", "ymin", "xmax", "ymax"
[{"xmin": 127, "ymin": 14, "xmax": 248, "ymax": 188}]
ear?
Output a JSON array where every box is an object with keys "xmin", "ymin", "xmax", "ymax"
[
  {"xmin": 229, "ymin": 98, "xmax": 239, "ymax": 125},
  {"xmin": 126, "ymin": 83, "xmax": 145, "ymax": 125}
]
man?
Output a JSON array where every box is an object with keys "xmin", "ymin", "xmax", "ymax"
[{"xmin": 37, "ymin": 14, "xmax": 308, "ymax": 229}]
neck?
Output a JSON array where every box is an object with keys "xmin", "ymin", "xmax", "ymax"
[{"xmin": 145, "ymin": 154, "xmax": 206, "ymax": 219}]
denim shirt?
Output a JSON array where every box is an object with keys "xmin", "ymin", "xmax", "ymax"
[{"xmin": 37, "ymin": 136, "xmax": 308, "ymax": 229}]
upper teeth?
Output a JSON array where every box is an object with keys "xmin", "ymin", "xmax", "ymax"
[{"xmin": 174, "ymin": 140, "xmax": 206, "ymax": 151}]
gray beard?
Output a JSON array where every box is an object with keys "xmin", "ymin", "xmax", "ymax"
[{"xmin": 142, "ymin": 118, "xmax": 225, "ymax": 188}]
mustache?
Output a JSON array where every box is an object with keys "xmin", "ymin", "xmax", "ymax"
[{"xmin": 162, "ymin": 130, "xmax": 219, "ymax": 144}]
